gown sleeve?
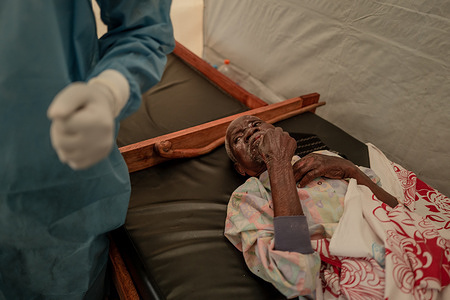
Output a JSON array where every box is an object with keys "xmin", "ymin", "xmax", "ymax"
[
  {"xmin": 224, "ymin": 177, "xmax": 321, "ymax": 299},
  {"xmin": 92, "ymin": 0, "xmax": 175, "ymax": 120}
]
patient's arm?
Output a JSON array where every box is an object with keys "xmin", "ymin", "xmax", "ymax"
[
  {"xmin": 224, "ymin": 182, "xmax": 320, "ymax": 298},
  {"xmin": 259, "ymin": 127, "xmax": 303, "ymax": 216},
  {"xmin": 259, "ymin": 128, "xmax": 314, "ymax": 254},
  {"xmin": 293, "ymin": 153, "xmax": 398, "ymax": 208}
]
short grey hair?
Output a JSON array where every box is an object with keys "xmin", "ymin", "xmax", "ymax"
[
  {"xmin": 224, "ymin": 121, "xmax": 238, "ymax": 163},
  {"xmin": 224, "ymin": 134, "xmax": 237, "ymax": 163}
]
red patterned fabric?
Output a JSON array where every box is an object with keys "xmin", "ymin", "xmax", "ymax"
[{"xmin": 313, "ymin": 158, "xmax": 450, "ymax": 299}]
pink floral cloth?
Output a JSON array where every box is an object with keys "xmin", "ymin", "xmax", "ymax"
[{"xmin": 225, "ymin": 151, "xmax": 378, "ymax": 298}]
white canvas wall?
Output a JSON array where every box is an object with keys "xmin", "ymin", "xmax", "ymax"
[
  {"xmin": 94, "ymin": 0, "xmax": 449, "ymax": 196},
  {"xmin": 202, "ymin": 0, "xmax": 450, "ymax": 196},
  {"xmin": 170, "ymin": 0, "xmax": 204, "ymax": 57}
]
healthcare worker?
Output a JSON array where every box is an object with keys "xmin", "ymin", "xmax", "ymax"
[{"xmin": 0, "ymin": 1, "xmax": 174, "ymax": 299}]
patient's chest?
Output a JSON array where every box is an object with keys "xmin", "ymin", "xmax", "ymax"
[{"xmin": 298, "ymin": 177, "xmax": 349, "ymax": 225}]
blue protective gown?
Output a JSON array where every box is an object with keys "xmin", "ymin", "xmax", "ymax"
[{"xmin": 0, "ymin": 1, "xmax": 174, "ymax": 299}]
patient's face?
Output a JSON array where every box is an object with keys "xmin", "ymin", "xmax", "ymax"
[{"xmin": 226, "ymin": 115, "xmax": 275, "ymax": 176}]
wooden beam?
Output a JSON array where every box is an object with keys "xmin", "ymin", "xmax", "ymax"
[
  {"xmin": 108, "ymin": 238, "xmax": 140, "ymax": 300},
  {"xmin": 120, "ymin": 95, "xmax": 324, "ymax": 173},
  {"xmin": 173, "ymin": 41, "xmax": 267, "ymax": 109},
  {"xmin": 298, "ymin": 93, "xmax": 321, "ymax": 113}
]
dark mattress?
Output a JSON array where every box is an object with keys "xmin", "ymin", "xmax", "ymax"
[{"xmin": 113, "ymin": 53, "xmax": 369, "ymax": 300}]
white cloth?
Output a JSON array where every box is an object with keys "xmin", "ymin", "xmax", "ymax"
[{"xmin": 328, "ymin": 143, "xmax": 450, "ymax": 299}]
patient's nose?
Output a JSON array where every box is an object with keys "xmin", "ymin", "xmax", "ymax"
[{"xmin": 244, "ymin": 127, "xmax": 259, "ymax": 142}]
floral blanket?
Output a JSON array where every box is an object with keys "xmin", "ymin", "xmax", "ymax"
[{"xmin": 315, "ymin": 144, "xmax": 450, "ymax": 299}]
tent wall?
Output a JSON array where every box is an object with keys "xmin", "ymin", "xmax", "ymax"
[
  {"xmin": 170, "ymin": 0, "xmax": 204, "ymax": 57},
  {"xmin": 94, "ymin": 0, "xmax": 449, "ymax": 196},
  {"xmin": 203, "ymin": 0, "xmax": 450, "ymax": 196}
]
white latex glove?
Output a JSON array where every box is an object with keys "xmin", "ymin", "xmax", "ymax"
[{"xmin": 48, "ymin": 70, "xmax": 130, "ymax": 170}]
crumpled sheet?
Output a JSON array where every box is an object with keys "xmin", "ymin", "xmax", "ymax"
[{"xmin": 312, "ymin": 143, "xmax": 450, "ymax": 299}]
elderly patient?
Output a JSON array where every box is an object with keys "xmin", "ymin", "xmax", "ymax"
[{"xmin": 223, "ymin": 115, "xmax": 398, "ymax": 299}]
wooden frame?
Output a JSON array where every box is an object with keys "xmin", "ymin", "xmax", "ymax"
[
  {"xmin": 109, "ymin": 41, "xmax": 324, "ymax": 299},
  {"xmin": 173, "ymin": 42, "xmax": 267, "ymax": 110},
  {"xmin": 108, "ymin": 238, "xmax": 140, "ymax": 300},
  {"xmin": 120, "ymin": 94, "xmax": 323, "ymax": 173},
  {"xmin": 119, "ymin": 42, "xmax": 323, "ymax": 173}
]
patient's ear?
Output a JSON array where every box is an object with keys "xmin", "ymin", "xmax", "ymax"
[{"xmin": 234, "ymin": 163, "xmax": 246, "ymax": 176}]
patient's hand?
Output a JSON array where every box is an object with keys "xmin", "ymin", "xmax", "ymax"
[
  {"xmin": 260, "ymin": 127, "xmax": 304, "ymax": 216},
  {"xmin": 294, "ymin": 153, "xmax": 399, "ymax": 208},
  {"xmin": 293, "ymin": 153, "xmax": 358, "ymax": 187},
  {"xmin": 259, "ymin": 127, "xmax": 297, "ymax": 167}
]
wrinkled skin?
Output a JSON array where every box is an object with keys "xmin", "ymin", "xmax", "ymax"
[
  {"xmin": 293, "ymin": 153, "xmax": 358, "ymax": 187},
  {"xmin": 227, "ymin": 116, "xmax": 303, "ymax": 216},
  {"xmin": 227, "ymin": 116, "xmax": 355, "ymax": 182},
  {"xmin": 258, "ymin": 127, "xmax": 297, "ymax": 168},
  {"xmin": 226, "ymin": 115, "xmax": 275, "ymax": 177},
  {"xmin": 293, "ymin": 152, "xmax": 398, "ymax": 207},
  {"xmin": 226, "ymin": 115, "xmax": 398, "ymax": 209}
]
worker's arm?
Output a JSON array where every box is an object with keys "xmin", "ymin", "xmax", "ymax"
[
  {"xmin": 48, "ymin": 1, "xmax": 175, "ymax": 169},
  {"xmin": 93, "ymin": 0, "xmax": 175, "ymax": 119}
]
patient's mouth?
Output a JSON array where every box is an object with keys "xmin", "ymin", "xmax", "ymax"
[
  {"xmin": 249, "ymin": 133, "xmax": 262, "ymax": 148},
  {"xmin": 248, "ymin": 133, "xmax": 263, "ymax": 159}
]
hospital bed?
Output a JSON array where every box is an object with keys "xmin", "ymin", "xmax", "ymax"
[{"xmin": 107, "ymin": 42, "xmax": 449, "ymax": 299}]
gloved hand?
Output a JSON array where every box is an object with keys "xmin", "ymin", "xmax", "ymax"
[{"xmin": 48, "ymin": 70, "xmax": 130, "ymax": 170}]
